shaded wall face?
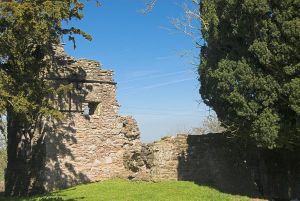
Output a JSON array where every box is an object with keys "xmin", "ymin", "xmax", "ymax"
[
  {"xmin": 176, "ymin": 135, "xmax": 260, "ymax": 197},
  {"xmin": 255, "ymin": 149, "xmax": 300, "ymax": 200},
  {"xmin": 129, "ymin": 134, "xmax": 260, "ymax": 197}
]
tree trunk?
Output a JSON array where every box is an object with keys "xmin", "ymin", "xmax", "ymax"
[{"xmin": 5, "ymin": 107, "xmax": 45, "ymax": 196}]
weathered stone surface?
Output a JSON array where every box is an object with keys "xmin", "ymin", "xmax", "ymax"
[
  {"xmin": 41, "ymin": 45, "xmax": 142, "ymax": 191},
  {"xmin": 126, "ymin": 134, "xmax": 300, "ymax": 200}
]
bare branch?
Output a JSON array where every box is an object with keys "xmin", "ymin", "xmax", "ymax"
[
  {"xmin": 139, "ymin": 0, "xmax": 157, "ymax": 14},
  {"xmin": 169, "ymin": 1, "xmax": 201, "ymax": 43},
  {"xmin": 191, "ymin": 115, "xmax": 226, "ymax": 135}
]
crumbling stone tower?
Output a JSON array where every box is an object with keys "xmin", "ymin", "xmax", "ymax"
[{"xmin": 41, "ymin": 45, "xmax": 141, "ymax": 191}]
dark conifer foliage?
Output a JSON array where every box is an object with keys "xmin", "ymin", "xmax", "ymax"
[{"xmin": 199, "ymin": 0, "xmax": 299, "ymax": 149}]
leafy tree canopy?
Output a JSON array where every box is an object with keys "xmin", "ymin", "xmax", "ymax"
[
  {"xmin": 0, "ymin": 1, "xmax": 100, "ymax": 196},
  {"xmin": 0, "ymin": 0, "xmax": 93, "ymax": 125},
  {"xmin": 199, "ymin": 0, "xmax": 300, "ymax": 149}
]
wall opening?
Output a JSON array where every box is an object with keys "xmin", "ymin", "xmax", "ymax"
[
  {"xmin": 83, "ymin": 102, "xmax": 100, "ymax": 117},
  {"xmin": 88, "ymin": 102, "xmax": 99, "ymax": 115}
]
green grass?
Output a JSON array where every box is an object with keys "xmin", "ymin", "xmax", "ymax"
[{"xmin": 0, "ymin": 180, "xmax": 252, "ymax": 201}]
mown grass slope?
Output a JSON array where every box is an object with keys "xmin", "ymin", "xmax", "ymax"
[{"xmin": 0, "ymin": 180, "xmax": 252, "ymax": 201}]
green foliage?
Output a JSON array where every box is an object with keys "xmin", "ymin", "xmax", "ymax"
[
  {"xmin": 0, "ymin": 1, "xmax": 99, "ymax": 196},
  {"xmin": 199, "ymin": 0, "xmax": 300, "ymax": 149},
  {"xmin": 0, "ymin": 0, "xmax": 93, "ymax": 124},
  {"xmin": 0, "ymin": 180, "xmax": 251, "ymax": 201}
]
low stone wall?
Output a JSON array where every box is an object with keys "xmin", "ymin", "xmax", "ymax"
[{"xmin": 125, "ymin": 134, "xmax": 300, "ymax": 200}]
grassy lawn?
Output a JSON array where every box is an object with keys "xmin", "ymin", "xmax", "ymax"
[{"xmin": 0, "ymin": 180, "xmax": 252, "ymax": 201}]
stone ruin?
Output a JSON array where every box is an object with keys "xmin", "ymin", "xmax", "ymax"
[
  {"xmin": 42, "ymin": 44, "xmax": 141, "ymax": 190},
  {"xmin": 38, "ymin": 45, "xmax": 300, "ymax": 200}
]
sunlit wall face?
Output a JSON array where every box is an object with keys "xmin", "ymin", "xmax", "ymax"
[{"xmin": 0, "ymin": 115, "xmax": 7, "ymax": 149}]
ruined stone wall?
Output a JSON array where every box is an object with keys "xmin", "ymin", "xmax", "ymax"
[
  {"xmin": 125, "ymin": 134, "xmax": 300, "ymax": 200},
  {"xmin": 41, "ymin": 45, "xmax": 142, "ymax": 191},
  {"xmin": 125, "ymin": 134, "xmax": 259, "ymax": 196},
  {"xmin": 38, "ymin": 45, "xmax": 299, "ymax": 200}
]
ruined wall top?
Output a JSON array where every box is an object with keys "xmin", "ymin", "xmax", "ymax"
[
  {"xmin": 46, "ymin": 44, "xmax": 119, "ymax": 113},
  {"xmin": 50, "ymin": 44, "xmax": 115, "ymax": 84}
]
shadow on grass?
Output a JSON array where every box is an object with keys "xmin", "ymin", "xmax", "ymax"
[
  {"xmin": 38, "ymin": 196, "xmax": 85, "ymax": 201},
  {"xmin": 0, "ymin": 191, "xmax": 85, "ymax": 201}
]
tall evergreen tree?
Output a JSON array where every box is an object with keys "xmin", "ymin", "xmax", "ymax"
[
  {"xmin": 0, "ymin": 0, "xmax": 93, "ymax": 196},
  {"xmin": 199, "ymin": 0, "xmax": 300, "ymax": 149}
]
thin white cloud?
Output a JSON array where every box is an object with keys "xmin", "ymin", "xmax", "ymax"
[
  {"xmin": 141, "ymin": 78, "xmax": 194, "ymax": 89},
  {"xmin": 119, "ymin": 69, "xmax": 193, "ymax": 85},
  {"xmin": 121, "ymin": 77, "xmax": 194, "ymax": 95}
]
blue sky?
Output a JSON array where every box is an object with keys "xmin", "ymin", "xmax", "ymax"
[{"xmin": 63, "ymin": 0, "xmax": 210, "ymax": 142}]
